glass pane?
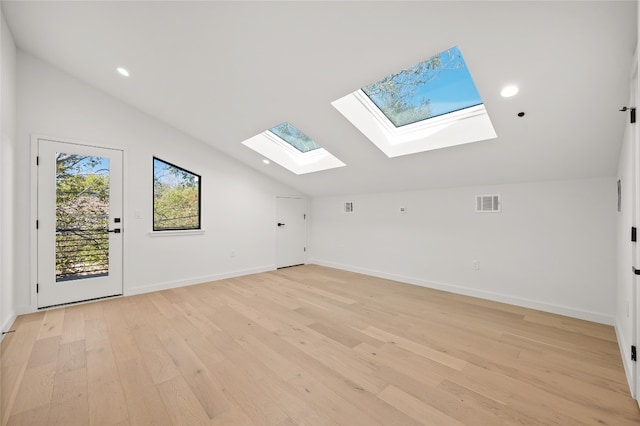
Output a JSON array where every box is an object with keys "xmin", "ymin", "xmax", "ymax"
[
  {"xmin": 55, "ymin": 153, "xmax": 110, "ymax": 282},
  {"xmin": 361, "ymin": 46, "xmax": 483, "ymax": 127},
  {"xmin": 153, "ymin": 158, "xmax": 201, "ymax": 231},
  {"xmin": 269, "ymin": 122, "xmax": 321, "ymax": 153}
]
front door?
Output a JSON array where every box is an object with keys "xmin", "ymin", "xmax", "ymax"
[
  {"xmin": 37, "ymin": 138, "xmax": 123, "ymax": 308},
  {"xmin": 275, "ymin": 197, "xmax": 306, "ymax": 268}
]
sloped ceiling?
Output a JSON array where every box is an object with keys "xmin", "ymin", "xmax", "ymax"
[{"xmin": 2, "ymin": 1, "xmax": 637, "ymax": 196}]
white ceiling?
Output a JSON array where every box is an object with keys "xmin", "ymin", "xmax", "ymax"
[{"xmin": 2, "ymin": 1, "xmax": 637, "ymax": 196}]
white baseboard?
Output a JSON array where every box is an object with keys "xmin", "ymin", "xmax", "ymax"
[
  {"xmin": 1, "ymin": 309, "xmax": 17, "ymax": 342},
  {"xmin": 615, "ymin": 320, "xmax": 636, "ymax": 398},
  {"xmin": 3, "ymin": 267, "xmax": 277, "ymax": 318},
  {"xmin": 2, "ymin": 305, "xmax": 41, "ymax": 322},
  {"xmin": 308, "ymin": 259, "xmax": 615, "ymax": 325},
  {"xmin": 125, "ymin": 265, "xmax": 276, "ymax": 296}
]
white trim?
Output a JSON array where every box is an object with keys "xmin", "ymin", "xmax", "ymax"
[
  {"xmin": 354, "ymin": 89, "xmax": 487, "ymax": 138},
  {"xmin": 332, "ymin": 89, "xmax": 497, "ymax": 158},
  {"xmin": 616, "ymin": 320, "xmax": 636, "ymax": 398},
  {"xmin": 30, "ymin": 134, "xmax": 126, "ymax": 311},
  {"xmin": 275, "ymin": 196, "xmax": 308, "ymax": 268},
  {"xmin": 308, "ymin": 259, "xmax": 615, "ymax": 325},
  {"xmin": 632, "ymin": 41, "xmax": 640, "ymax": 406},
  {"xmin": 0, "ymin": 310, "xmax": 17, "ymax": 342},
  {"xmin": 30, "ymin": 136, "xmax": 39, "ymax": 312},
  {"xmin": 30, "ymin": 133, "xmax": 126, "ymax": 152},
  {"xmin": 264, "ymin": 131, "xmax": 320, "ymax": 157},
  {"xmin": 242, "ymin": 131, "xmax": 346, "ymax": 175},
  {"xmin": 148, "ymin": 229, "xmax": 205, "ymax": 237},
  {"xmin": 125, "ymin": 265, "xmax": 275, "ymax": 296}
]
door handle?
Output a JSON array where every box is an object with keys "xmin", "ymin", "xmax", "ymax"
[
  {"xmin": 108, "ymin": 228, "xmax": 121, "ymax": 233},
  {"xmin": 633, "ymin": 266, "xmax": 640, "ymax": 275},
  {"xmin": 277, "ymin": 223, "xmax": 285, "ymax": 227}
]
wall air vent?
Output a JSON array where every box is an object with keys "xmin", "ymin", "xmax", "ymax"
[{"xmin": 476, "ymin": 194, "xmax": 501, "ymax": 213}]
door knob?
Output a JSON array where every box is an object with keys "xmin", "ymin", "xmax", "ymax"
[{"xmin": 277, "ymin": 223, "xmax": 285, "ymax": 227}]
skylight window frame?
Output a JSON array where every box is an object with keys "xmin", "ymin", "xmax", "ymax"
[
  {"xmin": 333, "ymin": 87, "xmax": 496, "ymax": 158},
  {"xmin": 269, "ymin": 123, "xmax": 322, "ymax": 153},
  {"xmin": 333, "ymin": 46, "xmax": 497, "ymax": 158},
  {"xmin": 265, "ymin": 130, "xmax": 322, "ymax": 158},
  {"xmin": 354, "ymin": 89, "xmax": 488, "ymax": 142},
  {"xmin": 242, "ymin": 129, "xmax": 346, "ymax": 175}
]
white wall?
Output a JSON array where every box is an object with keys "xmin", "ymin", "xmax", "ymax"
[
  {"xmin": 16, "ymin": 51, "xmax": 302, "ymax": 312},
  {"xmin": 1, "ymin": 9, "xmax": 17, "ymax": 333},
  {"xmin": 309, "ymin": 178, "xmax": 616, "ymax": 324}
]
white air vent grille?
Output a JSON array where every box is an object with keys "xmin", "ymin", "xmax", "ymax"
[
  {"xmin": 344, "ymin": 202, "xmax": 353, "ymax": 213},
  {"xmin": 476, "ymin": 194, "xmax": 501, "ymax": 212}
]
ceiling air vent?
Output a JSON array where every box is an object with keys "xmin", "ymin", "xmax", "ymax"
[{"xmin": 476, "ymin": 194, "xmax": 501, "ymax": 213}]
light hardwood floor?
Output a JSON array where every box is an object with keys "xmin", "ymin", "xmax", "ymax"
[{"xmin": 1, "ymin": 265, "xmax": 639, "ymax": 425}]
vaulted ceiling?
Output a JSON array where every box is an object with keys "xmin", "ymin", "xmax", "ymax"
[{"xmin": 2, "ymin": 1, "xmax": 637, "ymax": 196}]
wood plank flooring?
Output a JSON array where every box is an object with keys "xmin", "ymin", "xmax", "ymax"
[{"xmin": 1, "ymin": 265, "xmax": 639, "ymax": 425}]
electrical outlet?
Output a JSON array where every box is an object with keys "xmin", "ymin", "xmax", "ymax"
[
  {"xmin": 400, "ymin": 207, "xmax": 407, "ymax": 214},
  {"xmin": 472, "ymin": 260, "xmax": 480, "ymax": 270}
]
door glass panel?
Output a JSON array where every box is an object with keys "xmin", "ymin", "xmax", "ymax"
[{"xmin": 55, "ymin": 153, "xmax": 110, "ymax": 282}]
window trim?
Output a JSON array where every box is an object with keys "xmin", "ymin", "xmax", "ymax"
[
  {"xmin": 241, "ymin": 131, "xmax": 346, "ymax": 175},
  {"xmin": 149, "ymin": 229, "xmax": 205, "ymax": 237},
  {"xmin": 152, "ymin": 156, "xmax": 202, "ymax": 232},
  {"xmin": 332, "ymin": 89, "xmax": 496, "ymax": 158},
  {"xmin": 354, "ymin": 89, "xmax": 487, "ymax": 139}
]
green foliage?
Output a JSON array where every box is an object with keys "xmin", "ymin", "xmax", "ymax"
[
  {"xmin": 153, "ymin": 184, "xmax": 200, "ymax": 230},
  {"xmin": 362, "ymin": 48, "xmax": 465, "ymax": 127},
  {"xmin": 55, "ymin": 154, "xmax": 110, "ymax": 280},
  {"xmin": 153, "ymin": 158, "xmax": 200, "ymax": 230},
  {"xmin": 270, "ymin": 122, "xmax": 320, "ymax": 153}
]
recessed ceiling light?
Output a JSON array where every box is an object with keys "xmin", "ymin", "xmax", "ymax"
[
  {"xmin": 501, "ymin": 85, "xmax": 519, "ymax": 97},
  {"xmin": 262, "ymin": 159, "xmax": 270, "ymax": 164},
  {"xmin": 117, "ymin": 67, "xmax": 130, "ymax": 77}
]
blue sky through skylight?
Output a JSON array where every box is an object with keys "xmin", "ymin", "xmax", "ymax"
[
  {"xmin": 269, "ymin": 122, "xmax": 321, "ymax": 153},
  {"xmin": 361, "ymin": 46, "xmax": 482, "ymax": 127}
]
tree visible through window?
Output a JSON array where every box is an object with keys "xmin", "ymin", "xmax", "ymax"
[
  {"xmin": 56, "ymin": 153, "xmax": 110, "ymax": 281},
  {"xmin": 361, "ymin": 46, "xmax": 482, "ymax": 127},
  {"xmin": 153, "ymin": 157, "xmax": 201, "ymax": 231}
]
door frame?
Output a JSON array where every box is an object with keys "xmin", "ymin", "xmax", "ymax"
[
  {"xmin": 274, "ymin": 195, "xmax": 307, "ymax": 269},
  {"xmin": 633, "ymin": 49, "xmax": 640, "ymax": 405},
  {"xmin": 30, "ymin": 134, "xmax": 126, "ymax": 312}
]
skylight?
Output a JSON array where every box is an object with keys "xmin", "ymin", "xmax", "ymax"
[
  {"xmin": 241, "ymin": 122, "xmax": 345, "ymax": 175},
  {"xmin": 362, "ymin": 47, "xmax": 482, "ymax": 127},
  {"xmin": 332, "ymin": 46, "xmax": 496, "ymax": 158},
  {"xmin": 269, "ymin": 122, "xmax": 321, "ymax": 153}
]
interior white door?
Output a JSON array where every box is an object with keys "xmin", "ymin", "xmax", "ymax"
[
  {"xmin": 37, "ymin": 139, "xmax": 123, "ymax": 308},
  {"xmin": 275, "ymin": 197, "xmax": 306, "ymax": 268},
  {"xmin": 632, "ymin": 56, "xmax": 640, "ymax": 406}
]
